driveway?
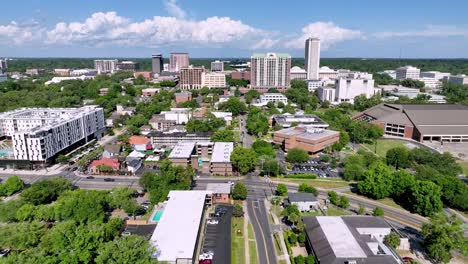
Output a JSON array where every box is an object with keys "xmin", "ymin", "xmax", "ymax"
[{"xmin": 201, "ymin": 205, "xmax": 232, "ymax": 264}]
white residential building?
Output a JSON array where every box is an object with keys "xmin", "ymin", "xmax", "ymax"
[
  {"xmin": 0, "ymin": 106, "xmax": 105, "ymax": 161},
  {"xmin": 211, "ymin": 60, "xmax": 224, "ymax": 72},
  {"xmin": 305, "ymin": 37, "xmax": 320, "ymax": 80},
  {"xmin": 419, "ymin": 77, "xmax": 441, "ymax": 89},
  {"xmin": 203, "ymin": 72, "xmax": 226, "ymax": 88},
  {"xmin": 70, "ymin": 69, "xmax": 98, "ymax": 76},
  {"xmin": 448, "ymin": 75, "xmax": 468, "ymax": 86},
  {"xmin": 250, "ymin": 53, "xmax": 291, "ymax": 91},
  {"xmin": 94, "ymin": 59, "xmax": 118, "ymax": 74},
  {"xmin": 258, "ymin": 93, "xmax": 288, "ymax": 105},
  {"xmin": 45, "ymin": 75, "xmax": 95, "ymax": 86},
  {"xmin": 318, "ymin": 78, "xmax": 378, "ymax": 104},
  {"xmin": 421, "ymin": 71, "xmax": 450, "ymax": 80},
  {"xmin": 319, "ymin": 66, "xmax": 337, "ymax": 80},
  {"xmin": 307, "ymin": 80, "xmax": 322, "ymax": 92},
  {"xmin": 396, "ymin": 66, "xmax": 420, "ymax": 80},
  {"xmin": 290, "ymin": 66, "xmax": 307, "ymax": 80}
]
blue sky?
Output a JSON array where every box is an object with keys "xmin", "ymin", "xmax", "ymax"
[{"xmin": 0, "ymin": 0, "xmax": 467, "ymax": 58}]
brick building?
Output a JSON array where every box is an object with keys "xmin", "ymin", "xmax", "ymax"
[{"xmin": 273, "ymin": 126, "xmax": 339, "ymax": 153}]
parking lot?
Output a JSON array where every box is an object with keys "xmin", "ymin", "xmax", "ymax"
[
  {"xmin": 288, "ymin": 159, "xmax": 339, "ymax": 178},
  {"xmin": 201, "ymin": 205, "xmax": 232, "ymax": 264}
]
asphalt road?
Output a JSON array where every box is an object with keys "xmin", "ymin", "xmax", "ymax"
[{"xmin": 239, "ymin": 115, "xmax": 253, "ymax": 148}]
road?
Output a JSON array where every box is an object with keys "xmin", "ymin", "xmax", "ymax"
[{"xmin": 239, "ymin": 115, "xmax": 253, "ymax": 148}]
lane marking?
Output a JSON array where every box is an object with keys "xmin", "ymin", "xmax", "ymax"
[{"xmin": 250, "ymin": 200, "xmax": 271, "ymax": 264}]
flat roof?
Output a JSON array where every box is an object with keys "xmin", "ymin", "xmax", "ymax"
[
  {"xmin": 275, "ymin": 126, "xmax": 339, "ymax": 140},
  {"xmin": 289, "ymin": 192, "xmax": 318, "ymax": 202},
  {"xmin": 206, "ymin": 183, "xmax": 231, "ymax": 194},
  {"xmin": 168, "ymin": 142, "xmax": 195, "ymax": 159},
  {"xmin": 211, "ymin": 142, "xmax": 233, "ymax": 163},
  {"xmin": 150, "ymin": 190, "xmax": 212, "ymax": 262}
]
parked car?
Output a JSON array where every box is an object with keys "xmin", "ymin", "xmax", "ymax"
[
  {"xmin": 86, "ymin": 176, "xmax": 95, "ymax": 179},
  {"xmin": 104, "ymin": 178, "xmax": 115, "ymax": 182},
  {"xmin": 207, "ymin": 219, "xmax": 219, "ymax": 225}
]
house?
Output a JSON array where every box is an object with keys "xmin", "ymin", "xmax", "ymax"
[
  {"xmin": 116, "ymin": 105, "xmax": 136, "ymax": 116},
  {"xmin": 140, "ymin": 125, "xmax": 152, "ymax": 136},
  {"xmin": 287, "ymin": 192, "xmax": 319, "ymax": 211},
  {"xmin": 89, "ymin": 158, "xmax": 120, "ymax": 174},
  {"xmin": 141, "ymin": 88, "xmax": 160, "ymax": 97},
  {"xmin": 102, "ymin": 144, "xmax": 121, "ymax": 159},
  {"xmin": 206, "ymin": 183, "xmax": 231, "ymax": 204},
  {"xmin": 126, "ymin": 158, "xmax": 142, "ymax": 175},
  {"xmin": 129, "ymin": 136, "xmax": 151, "ymax": 151}
]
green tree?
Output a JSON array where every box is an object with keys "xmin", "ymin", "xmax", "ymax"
[
  {"xmin": 298, "ymin": 184, "xmax": 318, "ymax": 196},
  {"xmin": 408, "ymin": 181, "xmax": 443, "ymax": 216},
  {"xmin": 372, "ymin": 207, "xmax": 384, "ymax": 216},
  {"xmin": 16, "ymin": 204, "xmax": 36, "ymax": 221},
  {"xmin": 357, "ymin": 204, "xmax": 365, "ymax": 215},
  {"xmin": 357, "ymin": 162, "xmax": 394, "ymax": 199},
  {"xmin": 210, "ymin": 129, "xmax": 235, "ymax": 142},
  {"xmin": 232, "ymin": 203, "xmax": 244, "ymax": 217},
  {"xmin": 422, "ymin": 213, "xmax": 466, "ymax": 264},
  {"xmin": 391, "ymin": 170, "xmax": 416, "ymax": 197},
  {"xmin": 339, "ymin": 196, "xmax": 350, "ymax": 209},
  {"xmin": 384, "ymin": 232, "xmax": 401, "ymax": 248},
  {"xmin": 260, "ymin": 158, "xmax": 283, "ymax": 177},
  {"xmin": 328, "ymin": 191, "xmax": 338, "ymax": 205},
  {"xmin": 96, "ymin": 235, "xmax": 157, "ymax": 264},
  {"xmin": 53, "ymin": 189, "xmax": 109, "ymax": 223},
  {"xmin": 252, "ymin": 140, "xmax": 275, "ymax": 158},
  {"xmin": 295, "ymin": 255, "xmax": 305, "ymax": 264},
  {"xmin": 21, "ymin": 178, "xmax": 74, "ymax": 205},
  {"xmin": 286, "ymin": 148, "xmax": 309, "ymax": 163},
  {"xmin": 56, "ymin": 154, "xmax": 70, "ymax": 164},
  {"xmin": 0, "ymin": 221, "xmax": 44, "ymax": 251},
  {"xmin": 230, "ymin": 147, "xmax": 258, "ymax": 174},
  {"xmin": 246, "ymin": 106, "xmax": 269, "ymax": 136},
  {"xmin": 386, "ymin": 147, "xmax": 410, "ymax": 169},
  {"xmin": 218, "ymin": 97, "xmax": 247, "ymax": 115},
  {"xmin": 232, "ymin": 182, "xmax": 248, "ymax": 200},
  {"xmin": 1, "ymin": 176, "xmax": 25, "ymax": 196},
  {"xmin": 276, "ymin": 183, "xmax": 288, "ymax": 196}
]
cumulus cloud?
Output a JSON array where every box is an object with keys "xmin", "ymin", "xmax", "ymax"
[
  {"xmin": 374, "ymin": 25, "xmax": 468, "ymax": 38},
  {"xmin": 251, "ymin": 38, "xmax": 279, "ymax": 50},
  {"xmin": 45, "ymin": 12, "xmax": 266, "ymax": 48},
  {"xmin": 0, "ymin": 21, "xmax": 43, "ymax": 44},
  {"xmin": 164, "ymin": 0, "xmax": 186, "ymax": 19},
  {"xmin": 284, "ymin": 21, "xmax": 362, "ymax": 50}
]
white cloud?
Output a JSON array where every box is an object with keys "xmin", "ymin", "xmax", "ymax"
[
  {"xmin": 163, "ymin": 0, "xmax": 186, "ymax": 19},
  {"xmin": 374, "ymin": 25, "xmax": 468, "ymax": 38},
  {"xmin": 251, "ymin": 38, "xmax": 279, "ymax": 50},
  {"xmin": 284, "ymin": 21, "xmax": 362, "ymax": 50},
  {"xmin": 45, "ymin": 12, "xmax": 266, "ymax": 48},
  {"xmin": 0, "ymin": 21, "xmax": 43, "ymax": 44}
]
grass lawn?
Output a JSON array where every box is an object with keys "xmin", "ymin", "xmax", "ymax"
[
  {"xmin": 325, "ymin": 207, "xmax": 351, "ymax": 216},
  {"xmin": 273, "ymin": 232, "xmax": 283, "ymax": 255},
  {"xmin": 302, "ymin": 210, "xmax": 323, "ymax": 216},
  {"xmin": 231, "ymin": 217, "xmax": 245, "ymax": 264},
  {"xmin": 277, "ymin": 178, "xmax": 352, "ymax": 189},
  {"xmin": 361, "ymin": 139, "xmax": 410, "ymax": 157},
  {"xmin": 457, "ymin": 160, "xmax": 468, "ymax": 175},
  {"xmin": 247, "ymin": 221, "xmax": 258, "ymax": 264},
  {"xmin": 344, "ymin": 192, "xmax": 404, "ymax": 210}
]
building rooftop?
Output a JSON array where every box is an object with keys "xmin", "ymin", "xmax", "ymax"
[
  {"xmin": 288, "ymin": 192, "xmax": 318, "ymax": 202},
  {"xmin": 211, "ymin": 142, "xmax": 233, "ymax": 163},
  {"xmin": 251, "ymin": 53, "xmax": 291, "ymax": 59},
  {"xmin": 272, "ymin": 114, "xmax": 329, "ymax": 128},
  {"xmin": 129, "ymin": 136, "xmax": 149, "ymax": 145},
  {"xmin": 90, "ymin": 158, "xmax": 120, "ymax": 169},
  {"xmin": 206, "ymin": 183, "xmax": 232, "ymax": 194},
  {"xmin": 275, "ymin": 126, "xmax": 339, "ymax": 141},
  {"xmin": 150, "ymin": 190, "xmax": 212, "ymax": 262},
  {"xmin": 168, "ymin": 142, "xmax": 196, "ymax": 159},
  {"xmin": 291, "ymin": 66, "xmax": 307, "ymax": 73}
]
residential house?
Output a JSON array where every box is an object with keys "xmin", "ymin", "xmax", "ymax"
[{"xmin": 89, "ymin": 158, "xmax": 120, "ymax": 174}]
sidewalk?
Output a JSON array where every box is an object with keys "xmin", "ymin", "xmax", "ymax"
[
  {"xmin": 264, "ymin": 198, "xmax": 291, "ymax": 264},
  {"xmin": 243, "ymin": 201, "xmax": 251, "ymax": 264},
  {"xmin": 0, "ymin": 163, "xmax": 66, "ymax": 176}
]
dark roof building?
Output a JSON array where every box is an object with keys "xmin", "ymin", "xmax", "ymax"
[
  {"xmin": 354, "ymin": 103, "xmax": 468, "ymax": 143},
  {"xmin": 303, "ymin": 216, "xmax": 401, "ymax": 264},
  {"xmin": 288, "ymin": 192, "xmax": 318, "ymax": 203}
]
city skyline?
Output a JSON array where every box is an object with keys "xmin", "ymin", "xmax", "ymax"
[{"xmin": 0, "ymin": 0, "xmax": 467, "ymax": 58}]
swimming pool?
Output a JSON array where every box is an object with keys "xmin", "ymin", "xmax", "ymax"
[{"xmin": 153, "ymin": 210, "xmax": 163, "ymax": 221}]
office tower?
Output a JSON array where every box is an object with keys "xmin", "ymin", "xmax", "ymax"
[
  {"xmin": 94, "ymin": 59, "xmax": 118, "ymax": 74},
  {"xmin": 395, "ymin": 66, "xmax": 420, "ymax": 80},
  {"xmin": 169, "ymin": 53, "xmax": 189, "ymax": 72},
  {"xmin": 211, "ymin": 60, "xmax": 224, "ymax": 72},
  {"xmin": 179, "ymin": 66, "xmax": 205, "ymax": 90},
  {"xmin": 152, "ymin": 54, "xmax": 164, "ymax": 74},
  {"xmin": 305, "ymin": 37, "xmax": 320, "ymax": 80},
  {"xmin": 115, "ymin": 61, "xmax": 140, "ymax": 72},
  {"xmin": 250, "ymin": 53, "xmax": 291, "ymax": 91},
  {"xmin": 0, "ymin": 59, "xmax": 7, "ymax": 73}
]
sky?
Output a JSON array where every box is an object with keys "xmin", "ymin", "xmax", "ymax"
[{"xmin": 0, "ymin": 0, "xmax": 467, "ymax": 58}]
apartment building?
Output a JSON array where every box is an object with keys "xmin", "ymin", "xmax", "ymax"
[
  {"xmin": 203, "ymin": 72, "xmax": 226, "ymax": 88},
  {"xmin": 180, "ymin": 66, "xmax": 205, "ymax": 90},
  {"xmin": 152, "ymin": 54, "xmax": 164, "ymax": 74},
  {"xmin": 26, "ymin": 69, "xmax": 46, "ymax": 76},
  {"xmin": 0, "ymin": 106, "xmax": 105, "ymax": 161},
  {"xmin": 116, "ymin": 61, "xmax": 140, "ymax": 72},
  {"xmin": 211, "ymin": 60, "xmax": 224, "ymax": 72},
  {"xmin": 94, "ymin": 60, "xmax": 118, "ymax": 74},
  {"xmin": 169, "ymin": 53, "xmax": 189, "ymax": 72},
  {"xmin": 395, "ymin": 66, "xmax": 420, "ymax": 80},
  {"xmin": 251, "ymin": 53, "xmax": 291, "ymax": 92},
  {"xmin": 273, "ymin": 126, "xmax": 339, "ymax": 153},
  {"xmin": 150, "ymin": 131, "xmax": 213, "ymax": 148}
]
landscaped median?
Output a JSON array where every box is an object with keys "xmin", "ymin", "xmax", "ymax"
[
  {"xmin": 273, "ymin": 175, "xmax": 353, "ymax": 190},
  {"xmin": 231, "ymin": 216, "xmax": 245, "ymax": 264}
]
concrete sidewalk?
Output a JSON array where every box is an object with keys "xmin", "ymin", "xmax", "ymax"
[{"xmin": 0, "ymin": 164, "xmax": 66, "ymax": 176}]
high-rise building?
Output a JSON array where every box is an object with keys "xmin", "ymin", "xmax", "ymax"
[
  {"xmin": 211, "ymin": 60, "xmax": 224, "ymax": 72},
  {"xmin": 0, "ymin": 106, "xmax": 105, "ymax": 161},
  {"xmin": 0, "ymin": 59, "xmax": 7, "ymax": 73},
  {"xmin": 179, "ymin": 66, "xmax": 205, "ymax": 90},
  {"xmin": 169, "ymin": 53, "xmax": 189, "ymax": 72},
  {"xmin": 152, "ymin": 54, "xmax": 164, "ymax": 74},
  {"xmin": 250, "ymin": 53, "xmax": 291, "ymax": 92},
  {"xmin": 305, "ymin": 38, "xmax": 320, "ymax": 80},
  {"xmin": 395, "ymin": 66, "xmax": 420, "ymax": 80},
  {"xmin": 116, "ymin": 61, "xmax": 140, "ymax": 72},
  {"xmin": 94, "ymin": 59, "xmax": 118, "ymax": 74},
  {"xmin": 203, "ymin": 72, "xmax": 226, "ymax": 88}
]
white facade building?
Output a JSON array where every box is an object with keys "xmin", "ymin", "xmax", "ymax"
[
  {"xmin": 70, "ymin": 69, "xmax": 98, "ymax": 76},
  {"xmin": 290, "ymin": 66, "xmax": 307, "ymax": 80},
  {"xmin": 319, "ymin": 78, "xmax": 378, "ymax": 104},
  {"xmin": 259, "ymin": 93, "xmax": 288, "ymax": 105},
  {"xmin": 317, "ymin": 87, "xmax": 336, "ymax": 102},
  {"xmin": 396, "ymin": 66, "xmax": 420, "ymax": 80},
  {"xmin": 203, "ymin": 72, "xmax": 226, "ymax": 88},
  {"xmin": 319, "ymin": 66, "xmax": 337, "ymax": 80},
  {"xmin": 307, "ymin": 80, "xmax": 322, "ymax": 92},
  {"xmin": 45, "ymin": 75, "xmax": 94, "ymax": 86},
  {"xmin": 419, "ymin": 77, "xmax": 441, "ymax": 89},
  {"xmin": 448, "ymin": 75, "xmax": 468, "ymax": 86},
  {"xmin": 94, "ymin": 59, "xmax": 118, "ymax": 74},
  {"xmin": 250, "ymin": 53, "xmax": 291, "ymax": 91},
  {"xmin": 169, "ymin": 53, "xmax": 189, "ymax": 72},
  {"xmin": 305, "ymin": 38, "xmax": 320, "ymax": 80},
  {"xmin": 211, "ymin": 60, "xmax": 224, "ymax": 72},
  {"xmin": 421, "ymin": 71, "xmax": 450, "ymax": 80},
  {"xmin": 0, "ymin": 106, "xmax": 105, "ymax": 161},
  {"xmin": 380, "ymin": 70, "xmax": 397, "ymax": 79}
]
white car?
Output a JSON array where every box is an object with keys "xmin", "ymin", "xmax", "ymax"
[{"xmin": 207, "ymin": 219, "xmax": 219, "ymax": 225}]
